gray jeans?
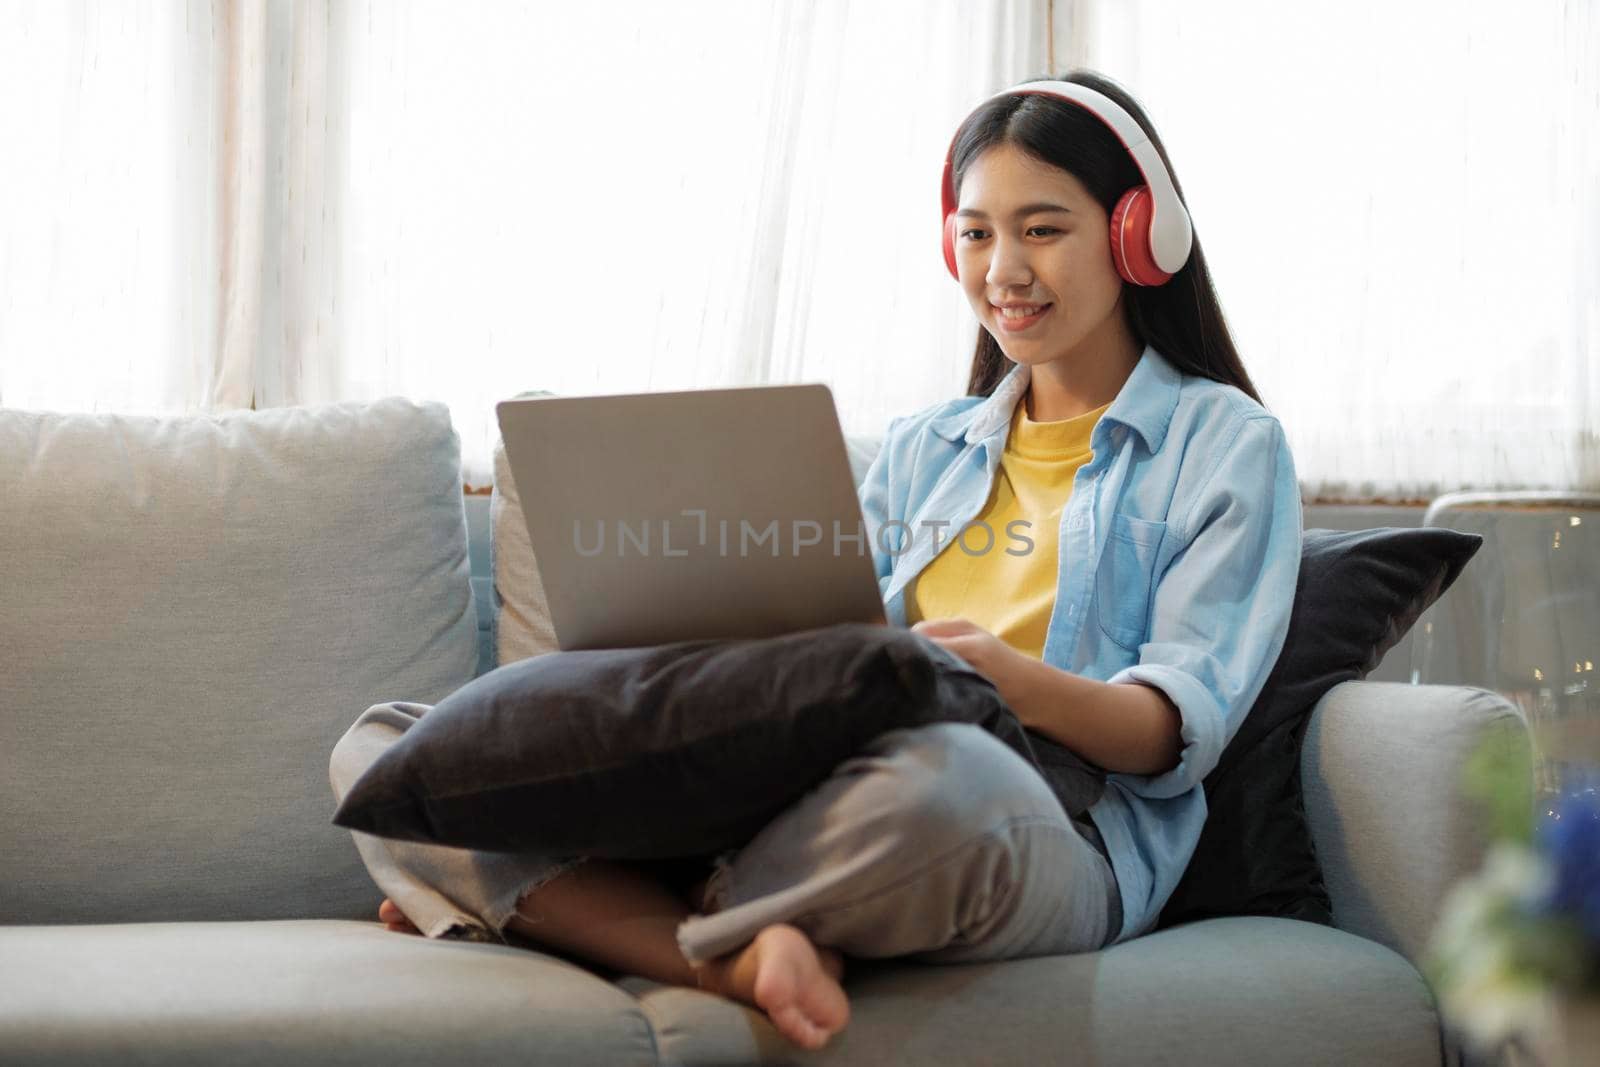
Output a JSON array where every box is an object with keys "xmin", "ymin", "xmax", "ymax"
[{"xmin": 329, "ymin": 702, "xmax": 1121, "ymax": 966}]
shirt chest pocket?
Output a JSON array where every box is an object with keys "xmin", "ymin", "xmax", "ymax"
[{"xmin": 1094, "ymin": 514, "xmax": 1167, "ymax": 650}]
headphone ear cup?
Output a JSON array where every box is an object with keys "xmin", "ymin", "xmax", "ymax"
[
  {"xmin": 1109, "ymin": 186, "xmax": 1173, "ymax": 287},
  {"xmin": 942, "ymin": 213, "xmax": 960, "ymax": 280}
]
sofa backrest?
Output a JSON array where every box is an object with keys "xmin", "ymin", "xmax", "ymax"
[{"xmin": 0, "ymin": 399, "xmax": 479, "ymax": 925}]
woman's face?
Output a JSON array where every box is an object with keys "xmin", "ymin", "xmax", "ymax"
[{"xmin": 954, "ymin": 142, "xmax": 1128, "ymax": 371}]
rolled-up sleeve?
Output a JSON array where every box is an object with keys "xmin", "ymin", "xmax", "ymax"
[{"xmin": 1105, "ymin": 415, "xmax": 1302, "ymax": 799}]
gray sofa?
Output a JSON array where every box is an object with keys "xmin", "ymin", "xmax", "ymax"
[{"xmin": 0, "ymin": 398, "xmax": 1526, "ymax": 1065}]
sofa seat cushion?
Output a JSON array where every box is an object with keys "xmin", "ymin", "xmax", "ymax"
[
  {"xmin": 618, "ymin": 917, "xmax": 1441, "ymax": 1066},
  {"xmin": 0, "ymin": 920, "xmax": 1439, "ymax": 1066},
  {"xmin": 0, "ymin": 920, "xmax": 659, "ymax": 1067}
]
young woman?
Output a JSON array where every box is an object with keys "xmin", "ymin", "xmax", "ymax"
[{"xmin": 348, "ymin": 69, "xmax": 1301, "ymax": 1053}]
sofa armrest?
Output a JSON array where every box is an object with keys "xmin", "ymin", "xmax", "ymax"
[{"xmin": 1300, "ymin": 680, "xmax": 1529, "ymax": 969}]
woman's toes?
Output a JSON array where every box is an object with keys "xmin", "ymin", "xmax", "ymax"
[
  {"xmin": 770, "ymin": 1004, "xmax": 829, "ymax": 1051},
  {"xmin": 746, "ymin": 925, "xmax": 850, "ymax": 1049},
  {"xmin": 377, "ymin": 898, "xmax": 420, "ymax": 935}
]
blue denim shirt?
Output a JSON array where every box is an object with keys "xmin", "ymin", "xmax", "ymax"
[{"xmin": 856, "ymin": 345, "xmax": 1302, "ymax": 942}]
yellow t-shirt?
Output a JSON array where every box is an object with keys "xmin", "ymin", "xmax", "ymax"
[{"xmin": 905, "ymin": 397, "xmax": 1108, "ymax": 660}]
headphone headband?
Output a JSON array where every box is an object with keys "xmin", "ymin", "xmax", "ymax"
[{"xmin": 940, "ymin": 80, "xmax": 1193, "ymax": 274}]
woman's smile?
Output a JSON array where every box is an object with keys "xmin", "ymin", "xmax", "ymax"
[{"xmin": 992, "ymin": 302, "xmax": 1053, "ymax": 333}]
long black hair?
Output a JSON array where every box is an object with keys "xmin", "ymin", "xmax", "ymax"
[{"xmin": 952, "ymin": 70, "xmax": 1264, "ymax": 407}]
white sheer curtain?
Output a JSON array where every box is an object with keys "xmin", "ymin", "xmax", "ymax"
[
  {"xmin": 0, "ymin": 0, "xmax": 338, "ymax": 414},
  {"xmin": 1068, "ymin": 0, "xmax": 1600, "ymax": 502},
  {"xmin": 318, "ymin": 0, "xmax": 1051, "ymax": 485},
  {"xmin": 2, "ymin": 2, "xmax": 194, "ymax": 413},
  {"xmin": 5, "ymin": 1, "xmax": 1595, "ymax": 500},
  {"xmin": 0, "ymin": 0, "xmax": 1050, "ymax": 487}
]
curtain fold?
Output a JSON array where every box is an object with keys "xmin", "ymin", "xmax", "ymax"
[
  {"xmin": 213, "ymin": 0, "xmax": 340, "ymax": 412},
  {"xmin": 212, "ymin": 0, "xmax": 265, "ymax": 409}
]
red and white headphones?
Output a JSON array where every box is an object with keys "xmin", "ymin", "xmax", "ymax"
[{"xmin": 940, "ymin": 80, "xmax": 1193, "ymax": 287}]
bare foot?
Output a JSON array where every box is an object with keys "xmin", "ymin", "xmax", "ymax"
[
  {"xmin": 699, "ymin": 924, "xmax": 849, "ymax": 1051},
  {"xmin": 377, "ymin": 897, "xmax": 421, "ymax": 936}
]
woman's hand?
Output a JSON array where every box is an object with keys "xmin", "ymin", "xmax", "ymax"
[
  {"xmin": 912, "ymin": 618, "xmax": 1184, "ymax": 775},
  {"xmin": 910, "ymin": 618, "xmax": 1036, "ymax": 710}
]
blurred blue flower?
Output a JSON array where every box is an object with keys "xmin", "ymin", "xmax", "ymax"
[{"xmin": 1538, "ymin": 777, "xmax": 1600, "ymax": 944}]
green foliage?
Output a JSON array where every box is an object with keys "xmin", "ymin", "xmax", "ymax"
[{"xmin": 1463, "ymin": 726, "xmax": 1535, "ymax": 846}]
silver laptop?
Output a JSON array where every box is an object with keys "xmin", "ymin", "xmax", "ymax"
[{"xmin": 495, "ymin": 384, "xmax": 887, "ymax": 650}]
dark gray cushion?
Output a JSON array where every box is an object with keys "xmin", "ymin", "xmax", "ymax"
[
  {"xmin": 332, "ymin": 622, "xmax": 1102, "ymax": 856},
  {"xmin": 1159, "ymin": 526, "xmax": 1483, "ymax": 928}
]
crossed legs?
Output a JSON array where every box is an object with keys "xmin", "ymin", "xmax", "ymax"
[{"xmin": 349, "ymin": 718, "xmax": 1117, "ymax": 1052}]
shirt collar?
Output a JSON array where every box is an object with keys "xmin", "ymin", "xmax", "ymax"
[{"xmin": 930, "ymin": 344, "xmax": 1180, "ymax": 454}]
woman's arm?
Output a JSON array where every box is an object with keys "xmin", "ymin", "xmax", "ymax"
[
  {"xmin": 911, "ymin": 618, "xmax": 1182, "ymax": 775},
  {"xmin": 1014, "ymin": 661, "xmax": 1183, "ymax": 775},
  {"xmin": 919, "ymin": 414, "xmax": 1301, "ymax": 799}
]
